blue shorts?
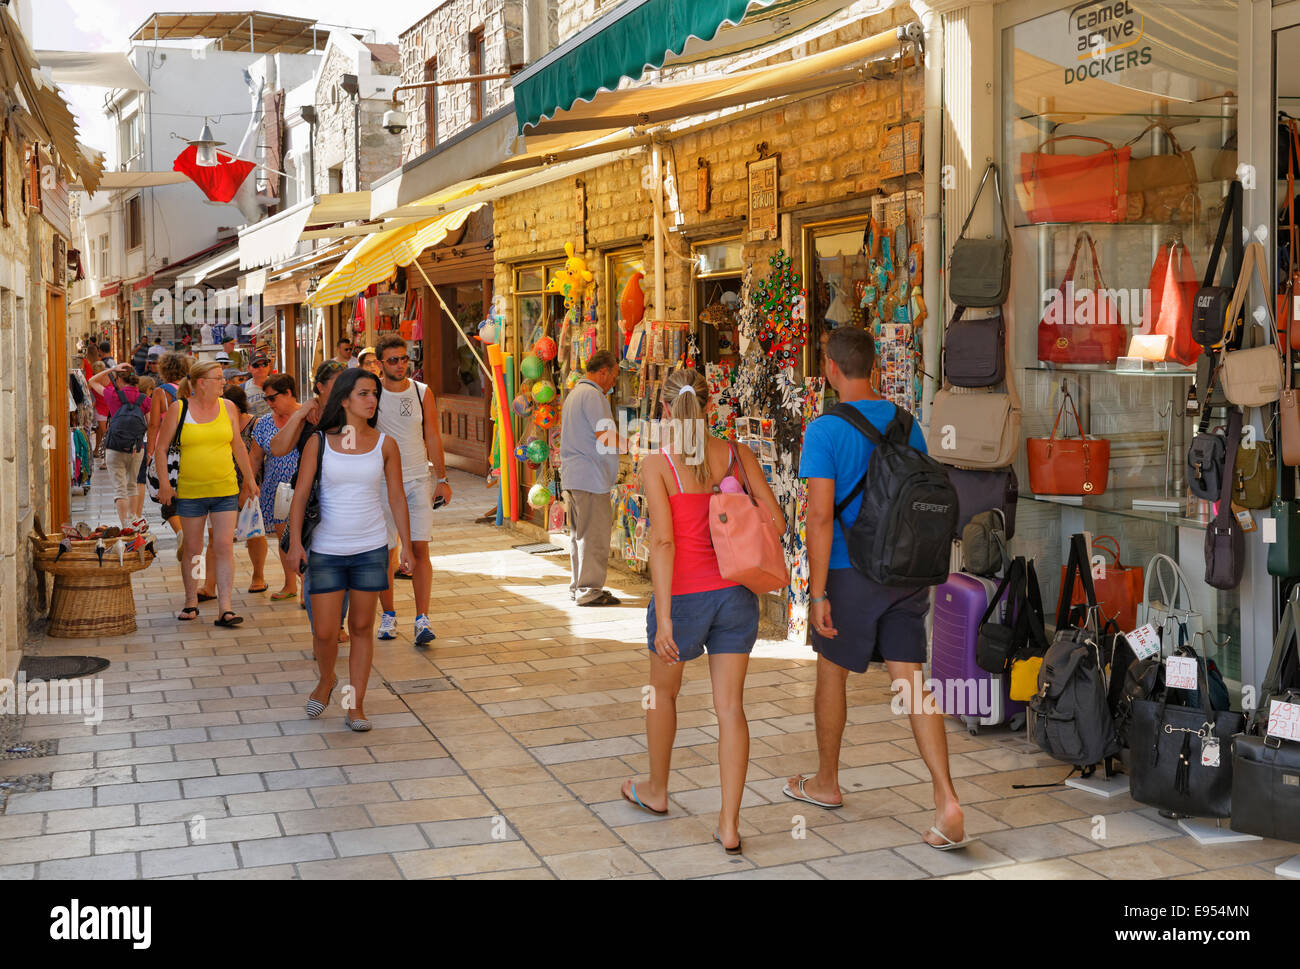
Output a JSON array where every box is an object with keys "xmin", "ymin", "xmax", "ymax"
[
  {"xmin": 307, "ymin": 545, "xmax": 390, "ymax": 595},
  {"xmin": 176, "ymin": 493, "xmax": 238, "ymax": 518},
  {"xmin": 647, "ymin": 585, "xmax": 759, "ymax": 661},
  {"xmin": 811, "ymin": 568, "xmax": 929, "ymax": 673}
]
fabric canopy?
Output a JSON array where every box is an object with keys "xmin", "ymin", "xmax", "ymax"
[
  {"xmin": 35, "ymin": 50, "xmax": 150, "ymax": 91},
  {"xmin": 238, "ymin": 193, "xmax": 372, "ymax": 269},
  {"xmin": 512, "ymin": 0, "xmax": 783, "ymax": 132},
  {"xmin": 306, "ymin": 204, "xmax": 484, "ymax": 307},
  {"xmin": 178, "ymin": 247, "xmax": 240, "ymax": 288},
  {"xmin": 73, "ymin": 171, "xmax": 189, "ymax": 191}
]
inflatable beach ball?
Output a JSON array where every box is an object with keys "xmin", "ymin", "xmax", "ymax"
[
  {"xmin": 534, "ymin": 336, "xmax": 557, "ymax": 362},
  {"xmin": 511, "ymin": 393, "xmax": 534, "ymax": 416},
  {"xmin": 528, "ymin": 482, "xmax": 553, "ymax": 508},
  {"xmin": 526, "ymin": 439, "xmax": 550, "ymax": 464},
  {"xmin": 521, "ymin": 354, "xmax": 543, "ymax": 381},
  {"xmin": 531, "ymin": 380, "xmax": 556, "ymax": 405},
  {"xmin": 534, "ymin": 403, "xmax": 557, "ymax": 428}
]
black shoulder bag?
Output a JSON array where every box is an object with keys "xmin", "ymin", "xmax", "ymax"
[{"xmin": 280, "ymin": 431, "xmax": 325, "ymax": 556}]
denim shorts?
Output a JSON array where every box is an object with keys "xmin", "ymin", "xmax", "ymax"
[
  {"xmin": 811, "ymin": 567, "xmax": 929, "ymax": 673},
  {"xmin": 647, "ymin": 585, "xmax": 759, "ymax": 662},
  {"xmin": 176, "ymin": 493, "xmax": 238, "ymax": 518},
  {"xmin": 306, "ymin": 545, "xmax": 391, "ymax": 595}
]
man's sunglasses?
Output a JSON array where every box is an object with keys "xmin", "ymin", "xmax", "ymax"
[{"xmin": 383, "ymin": 355, "xmax": 409, "ymax": 365}]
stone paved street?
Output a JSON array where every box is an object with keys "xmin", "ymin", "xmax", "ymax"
[{"xmin": 1, "ymin": 469, "xmax": 1292, "ymax": 880}]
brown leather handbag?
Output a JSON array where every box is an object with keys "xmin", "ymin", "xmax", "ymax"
[
  {"xmin": 1027, "ymin": 384, "xmax": 1111, "ymax": 496},
  {"xmin": 1124, "ymin": 124, "xmax": 1200, "ymax": 224},
  {"xmin": 1282, "ymin": 336, "xmax": 1300, "ymax": 466}
]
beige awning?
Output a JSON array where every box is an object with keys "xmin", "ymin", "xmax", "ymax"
[
  {"xmin": 35, "ymin": 50, "xmax": 150, "ymax": 91},
  {"xmin": 71, "ymin": 171, "xmax": 190, "ymax": 192},
  {"xmin": 238, "ymin": 193, "xmax": 372, "ymax": 269}
]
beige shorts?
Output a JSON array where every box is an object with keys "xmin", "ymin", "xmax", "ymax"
[
  {"xmin": 106, "ymin": 449, "xmax": 143, "ymax": 501},
  {"xmin": 385, "ymin": 476, "xmax": 434, "ymax": 546}
]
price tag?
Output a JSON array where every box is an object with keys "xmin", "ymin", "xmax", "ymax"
[
  {"xmin": 1201, "ymin": 736, "xmax": 1221, "ymax": 768},
  {"xmin": 1263, "ymin": 517, "xmax": 1278, "ymax": 544},
  {"xmin": 1125, "ymin": 624, "xmax": 1161, "ymax": 662},
  {"xmin": 1267, "ymin": 700, "xmax": 1300, "ymax": 742},
  {"xmin": 1165, "ymin": 654, "xmax": 1199, "ymax": 690}
]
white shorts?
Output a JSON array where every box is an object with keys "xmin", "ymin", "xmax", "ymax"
[
  {"xmin": 386, "ymin": 476, "xmax": 434, "ymax": 546},
  {"xmin": 106, "ymin": 449, "xmax": 143, "ymax": 501}
]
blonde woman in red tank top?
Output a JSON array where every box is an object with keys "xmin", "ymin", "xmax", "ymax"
[{"xmin": 619, "ymin": 368, "xmax": 785, "ymax": 853}]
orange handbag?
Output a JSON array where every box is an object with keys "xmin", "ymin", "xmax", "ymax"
[
  {"xmin": 1019, "ymin": 135, "xmax": 1131, "ymax": 224},
  {"xmin": 400, "ymin": 295, "xmax": 423, "ymax": 342},
  {"xmin": 1147, "ymin": 240, "xmax": 1201, "ymax": 365},
  {"xmin": 709, "ymin": 444, "xmax": 788, "ymax": 595},
  {"xmin": 1027, "ymin": 385, "xmax": 1110, "ymax": 496},
  {"xmin": 1058, "ymin": 535, "xmax": 1143, "ymax": 632},
  {"xmin": 1282, "ymin": 119, "xmax": 1300, "ymax": 350}
]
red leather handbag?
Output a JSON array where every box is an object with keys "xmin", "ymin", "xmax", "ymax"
[
  {"xmin": 1019, "ymin": 135, "xmax": 1131, "ymax": 224},
  {"xmin": 1147, "ymin": 240, "xmax": 1201, "ymax": 365},
  {"xmin": 1058, "ymin": 535, "xmax": 1143, "ymax": 632},
  {"xmin": 1027, "ymin": 385, "xmax": 1110, "ymax": 496},
  {"xmin": 1037, "ymin": 232, "xmax": 1127, "ymax": 364}
]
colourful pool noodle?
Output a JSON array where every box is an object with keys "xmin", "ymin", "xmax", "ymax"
[
  {"xmin": 488, "ymin": 343, "xmax": 517, "ymax": 523},
  {"xmin": 505, "ymin": 352, "xmax": 519, "ymax": 522}
]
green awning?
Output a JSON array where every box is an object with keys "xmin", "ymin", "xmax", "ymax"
[{"xmin": 513, "ymin": 0, "xmax": 790, "ymax": 133}]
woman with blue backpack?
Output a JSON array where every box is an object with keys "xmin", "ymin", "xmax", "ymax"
[{"xmin": 89, "ymin": 363, "xmax": 151, "ymax": 528}]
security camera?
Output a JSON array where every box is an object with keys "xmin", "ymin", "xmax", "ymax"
[{"xmin": 383, "ymin": 109, "xmax": 408, "ymax": 136}]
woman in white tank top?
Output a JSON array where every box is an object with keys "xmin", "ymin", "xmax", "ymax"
[{"xmin": 287, "ymin": 369, "xmax": 413, "ymax": 730}]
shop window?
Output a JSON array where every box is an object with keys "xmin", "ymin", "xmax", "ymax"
[
  {"xmin": 691, "ymin": 238, "xmax": 743, "ymax": 369},
  {"xmin": 423, "ymin": 58, "xmax": 439, "ymax": 150},
  {"xmin": 26, "ymin": 146, "xmax": 41, "ymax": 213},
  {"xmin": 606, "ymin": 248, "xmax": 646, "ymax": 413},
  {"xmin": 126, "ymin": 196, "xmax": 142, "ymax": 251},
  {"xmin": 469, "ymin": 28, "xmax": 486, "ymax": 122},
  {"xmin": 98, "ymin": 232, "xmax": 109, "ymax": 278},
  {"xmin": 436, "ymin": 282, "xmax": 489, "ymax": 397},
  {"xmin": 999, "ymin": 0, "xmax": 1241, "ymax": 696},
  {"xmin": 328, "ymin": 166, "xmax": 342, "ymax": 195}
]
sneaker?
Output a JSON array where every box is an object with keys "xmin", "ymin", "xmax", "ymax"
[
  {"xmin": 414, "ymin": 614, "xmax": 436, "ymax": 647},
  {"xmin": 131, "ymin": 518, "xmax": 148, "ymax": 533},
  {"xmin": 377, "ymin": 611, "xmax": 397, "ymax": 640}
]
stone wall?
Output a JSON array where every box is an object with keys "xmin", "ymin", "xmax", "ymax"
[
  {"xmin": 397, "ymin": 0, "xmax": 526, "ymax": 161},
  {"xmin": 314, "ymin": 44, "xmax": 404, "ymax": 193}
]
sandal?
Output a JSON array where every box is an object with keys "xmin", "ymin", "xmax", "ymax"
[
  {"xmin": 214, "ymin": 611, "xmax": 244, "ymax": 628},
  {"xmin": 925, "ymin": 826, "xmax": 975, "ymax": 851},
  {"xmin": 714, "ymin": 828, "xmax": 743, "ymax": 855},
  {"xmin": 197, "ymin": 592, "xmax": 217, "ymax": 602},
  {"xmin": 620, "ymin": 780, "xmax": 668, "ymax": 816},
  {"xmin": 781, "ymin": 775, "xmax": 844, "ymax": 810},
  {"xmin": 248, "ymin": 584, "xmax": 269, "ymax": 594},
  {"xmin": 177, "ymin": 606, "xmax": 199, "ymax": 621},
  {"xmin": 270, "ymin": 590, "xmax": 297, "ymax": 601}
]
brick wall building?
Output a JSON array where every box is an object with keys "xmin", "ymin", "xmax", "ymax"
[{"xmin": 313, "ymin": 34, "xmax": 403, "ymax": 194}]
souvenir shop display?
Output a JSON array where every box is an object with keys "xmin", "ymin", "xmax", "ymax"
[{"xmin": 862, "ymin": 191, "xmax": 925, "ymax": 413}]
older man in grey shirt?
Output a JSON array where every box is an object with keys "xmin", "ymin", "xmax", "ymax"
[{"xmin": 560, "ymin": 350, "xmax": 622, "ymax": 606}]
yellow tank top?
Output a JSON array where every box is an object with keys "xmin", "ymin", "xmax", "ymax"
[{"xmin": 177, "ymin": 401, "xmax": 238, "ymax": 498}]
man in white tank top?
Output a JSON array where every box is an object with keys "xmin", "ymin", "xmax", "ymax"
[{"xmin": 374, "ymin": 333, "xmax": 452, "ymax": 646}]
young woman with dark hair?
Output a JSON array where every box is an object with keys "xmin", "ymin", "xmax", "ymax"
[{"xmin": 287, "ymin": 369, "xmax": 413, "ymax": 730}]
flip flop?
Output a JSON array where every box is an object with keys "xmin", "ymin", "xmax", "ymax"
[
  {"xmin": 270, "ymin": 591, "xmax": 296, "ymax": 601},
  {"xmin": 620, "ymin": 781, "xmax": 668, "ymax": 816},
  {"xmin": 214, "ymin": 611, "xmax": 244, "ymax": 628},
  {"xmin": 714, "ymin": 828, "xmax": 743, "ymax": 855},
  {"xmin": 781, "ymin": 775, "xmax": 843, "ymax": 810},
  {"xmin": 197, "ymin": 592, "xmax": 217, "ymax": 602},
  {"xmin": 248, "ymin": 584, "xmax": 269, "ymax": 594},
  {"xmin": 177, "ymin": 606, "xmax": 199, "ymax": 621},
  {"xmin": 925, "ymin": 826, "xmax": 975, "ymax": 851}
]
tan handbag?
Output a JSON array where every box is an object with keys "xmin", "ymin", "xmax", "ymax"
[
  {"xmin": 929, "ymin": 303, "xmax": 1022, "ymax": 469},
  {"xmin": 1124, "ymin": 124, "xmax": 1200, "ymax": 224},
  {"xmin": 1218, "ymin": 242, "xmax": 1283, "ymax": 408}
]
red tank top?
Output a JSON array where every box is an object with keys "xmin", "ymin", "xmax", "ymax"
[{"xmin": 664, "ymin": 450, "xmax": 738, "ymax": 597}]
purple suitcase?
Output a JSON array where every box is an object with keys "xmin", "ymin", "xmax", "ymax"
[{"xmin": 928, "ymin": 572, "xmax": 1026, "ymax": 734}]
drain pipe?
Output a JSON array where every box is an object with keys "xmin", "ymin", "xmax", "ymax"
[{"xmin": 905, "ymin": 8, "xmax": 944, "ymax": 429}]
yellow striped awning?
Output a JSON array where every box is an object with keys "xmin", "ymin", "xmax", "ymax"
[{"xmin": 304, "ymin": 203, "xmax": 484, "ymax": 307}]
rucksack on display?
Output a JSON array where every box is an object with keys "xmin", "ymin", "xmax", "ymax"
[
  {"xmin": 104, "ymin": 376, "xmax": 148, "ymax": 453},
  {"xmin": 829, "ymin": 403, "xmax": 958, "ymax": 587}
]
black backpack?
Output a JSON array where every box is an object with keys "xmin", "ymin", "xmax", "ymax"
[
  {"xmin": 829, "ymin": 402, "xmax": 958, "ymax": 587},
  {"xmin": 103, "ymin": 375, "xmax": 148, "ymax": 453}
]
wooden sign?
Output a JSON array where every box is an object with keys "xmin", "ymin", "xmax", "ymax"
[
  {"xmin": 747, "ymin": 155, "xmax": 778, "ymax": 242},
  {"xmin": 880, "ymin": 122, "xmax": 922, "ymax": 179}
]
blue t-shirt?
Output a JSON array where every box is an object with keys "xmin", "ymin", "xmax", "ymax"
[{"xmin": 799, "ymin": 399, "xmax": 928, "ymax": 570}]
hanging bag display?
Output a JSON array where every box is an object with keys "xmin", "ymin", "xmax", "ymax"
[
  {"xmin": 709, "ymin": 443, "xmax": 788, "ymax": 595},
  {"xmin": 1192, "ymin": 181, "xmax": 1242, "ymax": 348},
  {"xmin": 1123, "ymin": 124, "xmax": 1200, "ymax": 224},
  {"xmin": 1137, "ymin": 552, "xmax": 1204, "ymax": 649},
  {"xmin": 1058, "ymin": 534, "xmax": 1142, "ymax": 633},
  {"xmin": 400, "ymin": 293, "xmax": 424, "ymax": 342},
  {"xmin": 1269, "ymin": 467, "xmax": 1300, "ymax": 577},
  {"xmin": 1018, "ymin": 135, "xmax": 1131, "ymax": 224},
  {"xmin": 1028, "ymin": 534, "xmax": 1121, "ymax": 768},
  {"xmin": 1146, "ymin": 240, "xmax": 1202, "ymax": 365},
  {"xmin": 1129, "ymin": 653, "xmax": 1245, "ymax": 819},
  {"xmin": 949, "ymin": 163, "xmax": 1011, "ymax": 307},
  {"xmin": 1205, "ymin": 408, "xmax": 1246, "ymax": 590},
  {"xmin": 929, "ymin": 306, "xmax": 1021, "ymax": 470},
  {"xmin": 1282, "ymin": 326, "xmax": 1300, "ymax": 465},
  {"xmin": 1186, "ymin": 402, "xmax": 1228, "ymax": 501},
  {"xmin": 1232, "ymin": 430, "xmax": 1276, "ymax": 509},
  {"xmin": 1217, "ymin": 241, "xmax": 1283, "ymax": 407},
  {"xmin": 948, "ymin": 466, "xmax": 1019, "ymax": 540},
  {"xmin": 1282, "ymin": 119, "xmax": 1300, "ymax": 349},
  {"xmin": 1036, "ymin": 232, "xmax": 1127, "ymax": 365},
  {"xmin": 1026, "ymin": 383, "xmax": 1110, "ymax": 495},
  {"xmin": 943, "ymin": 307, "xmax": 1006, "ymax": 388}
]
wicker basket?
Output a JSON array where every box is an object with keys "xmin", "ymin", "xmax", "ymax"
[{"xmin": 30, "ymin": 533, "xmax": 156, "ymax": 638}]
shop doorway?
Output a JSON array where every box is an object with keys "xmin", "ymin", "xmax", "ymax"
[{"xmin": 426, "ymin": 280, "xmax": 492, "ymax": 477}]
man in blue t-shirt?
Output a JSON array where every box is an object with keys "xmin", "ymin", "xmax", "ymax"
[{"xmin": 783, "ymin": 328, "xmax": 968, "ymax": 850}]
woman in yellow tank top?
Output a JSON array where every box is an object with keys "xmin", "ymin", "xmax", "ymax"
[{"xmin": 155, "ymin": 360, "xmax": 258, "ymax": 626}]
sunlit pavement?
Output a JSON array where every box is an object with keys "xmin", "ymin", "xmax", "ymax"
[{"xmin": 0, "ymin": 469, "xmax": 1290, "ymax": 880}]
